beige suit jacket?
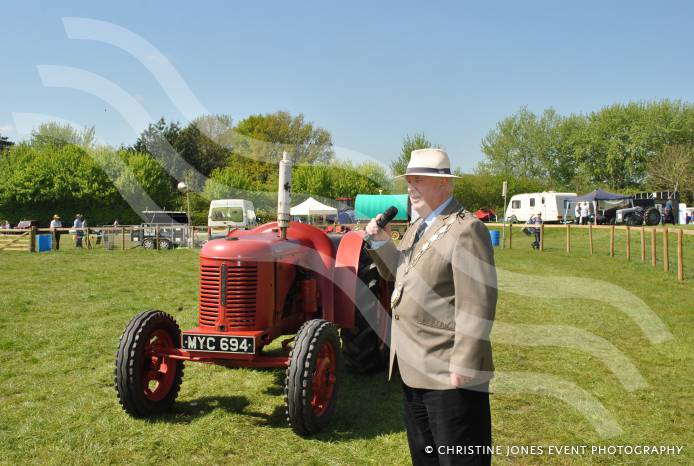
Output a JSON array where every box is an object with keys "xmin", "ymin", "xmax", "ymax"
[{"xmin": 367, "ymin": 199, "xmax": 497, "ymax": 390}]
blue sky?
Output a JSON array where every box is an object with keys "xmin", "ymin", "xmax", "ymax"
[{"xmin": 2, "ymin": 1, "xmax": 693, "ymax": 172}]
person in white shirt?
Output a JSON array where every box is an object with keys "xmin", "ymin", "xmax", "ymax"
[
  {"xmin": 580, "ymin": 202, "xmax": 589, "ymax": 225},
  {"xmin": 73, "ymin": 214, "xmax": 84, "ymax": 248},
  {"xmin": 49, "ymin": 214, "xmax": 62, "ymax": 250},
  {"xmin": 574, "ymin": 203, "xmax": 581, "ymax": 224}
]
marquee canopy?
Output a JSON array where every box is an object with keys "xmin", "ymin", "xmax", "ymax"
[{"xmin": 290, "ymin": 197, "xmax": 338, "ymax": 216}]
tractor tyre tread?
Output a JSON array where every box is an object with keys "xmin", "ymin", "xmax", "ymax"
[
  {"xmin": 114, "ymin": 310, "xmax": 183, "ymax": 417},
  {"xmin": 284, "ymin": 319, "xmax": 341, "ymax": 436}
]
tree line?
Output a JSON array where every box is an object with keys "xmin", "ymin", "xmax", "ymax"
[{"xmin": 0, "ymin": 100, "xmax": 691, "ymax": 226}]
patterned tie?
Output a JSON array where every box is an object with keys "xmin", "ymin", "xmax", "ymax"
[{"xmin": 411, "ymin": 221, "xmax": 427, "ymax": 247}]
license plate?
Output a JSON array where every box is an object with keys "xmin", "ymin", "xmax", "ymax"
[{"xmin": 181, "ymin": 333, "xmax": 255, "ymax": 354}]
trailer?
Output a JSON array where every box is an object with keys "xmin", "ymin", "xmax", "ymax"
[
  {"xmin": 505, "ymin": 192, "xmax": 577, "ymax": 223},
  {"xmin": 131, "ymin": 211, "xmax": 190, "ymax": 249}
]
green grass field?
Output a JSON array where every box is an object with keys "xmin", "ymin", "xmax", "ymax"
[{"xmin": 0, "ymin": 231, "xmax": 692, "ymax": 465}]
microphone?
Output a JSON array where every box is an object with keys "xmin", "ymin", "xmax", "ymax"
[{"xmin": 363, "ymin": 206, "xmax": 398, "ymax": 246}]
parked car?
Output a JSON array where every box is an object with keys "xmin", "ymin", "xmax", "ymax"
[{"xmin": 474, "ymin": 208, "xmax": 497, "ymax": 222}]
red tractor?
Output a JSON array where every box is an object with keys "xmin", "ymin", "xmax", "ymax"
[{"xmin": 115, "ymin": 154, "xmax": 392, "ymax": 435}]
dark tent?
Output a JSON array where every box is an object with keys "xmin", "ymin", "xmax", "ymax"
[
  {"xmin": 569, "ymin": 189, "xmax": 629, "ymax": 201},
  {"xmin": 568, "ymin": 189, "xmax": 630, "ymax": 224}
]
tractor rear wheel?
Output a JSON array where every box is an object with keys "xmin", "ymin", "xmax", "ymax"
[
  {"xmin": 158, "ymin": 238, "xmax": 171, "ymax": 250},
  {"xmin": 340, "ymin": 250, "xmax": 390, "ymax": 374},
  {"xmin": 115, "ymin": 310, "xmax": 183, "ymax": 417},
  {"xmin": 645, "ymin": 207, "xmax": 661, "ymax": 225},
  {"xmin": 285, "ymin": 319, "xmax": 342, "ymax": 436}
]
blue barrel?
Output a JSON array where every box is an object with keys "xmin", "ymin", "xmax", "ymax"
[
  {"xmin": 489, "ymin": 230, "xmax": 500, "ymax": 247},
  {"xmin": 37, "ymin": 234, "xmax": 52, "ymax": 252}
]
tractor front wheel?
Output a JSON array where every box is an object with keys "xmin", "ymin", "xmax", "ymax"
[
  {"xmin": 115, "ymin": 310, "xmax": 183, "ymax": 417},
  {"xmin": 285, "ymin": 319, "xmax": 342, "ymax": 436}
]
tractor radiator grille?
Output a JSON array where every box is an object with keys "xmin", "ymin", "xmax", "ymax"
[
  {"xmin": 224, "ymin": 264, "xmax": 257, "ymax": 329},
  {"xmin": 199, "ymin": 265, "xmax": 221, "ymax": 326},
  {"xmin": 198, "ymin": 263, "xmax": 258, "ymax": 328}
]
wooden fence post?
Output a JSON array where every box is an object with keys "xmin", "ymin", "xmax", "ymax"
[
  {"xmin": 86, "ymin": 227, "xmax": 91, "ymax": 249},
  {"xmin": 651, "ymin": 229, "xmax": 657, "ymax": 267},
  {"xmin": 677, "ymin": 228, "xmax": 684, "ymax": 282},
  {"xmin": 610, "ymin": 225, "xmax": 615, "ymax": 257},
  {"xmin": 30, "ymin": 226, "xmax": 37, "ymax": 253},
  {"xmin": 508, "ymin": 223, "xmax": 512, "ymax": 249},
  {"xmin": 122, "ymin": 227, "xmax": 126, "ymax": 250},
  {"xmin": 566, "ymin": 223, "xmax": 571, "ymax": 253},
  {"xmin": 626, "ymin": 226, "xmax": 631, "ymax": 261},
  {"xmin": 155, "ymin": 226, "xmax": 160, "ymax": 250},
  {"xmin": 540, "ymin": 224, "xmax": 545, "ymax": 251},
  {"xmin": 640, "ymin": 226, "xmax": 645, "ymax": 262},
  {"xmin": 663, "ymin": 227, "xmax": 669, "ymax": 273},
  {"xmin": 52, "ymin": 229, "xmax": 57, "ymax": 251},
  {"xmin": 588, "ymin": 223, "xmax": 593, "ymax": 255}
]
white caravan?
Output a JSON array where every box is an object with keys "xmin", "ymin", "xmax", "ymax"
[
  {"xmin": 208, "ymin": 199, "xmax": 257, "ymax": 229},
  {"xmin": 505, "ymin": 191, "xmax": 577, "ymax": 223}
]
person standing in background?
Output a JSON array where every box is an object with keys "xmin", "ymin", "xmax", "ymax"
[
  {"xmin": 73, "ymin": 214, "xmax": 84, "ymax": 248},
  {"xmin": 580, "ymin": 202, "xmax": 589, "ymax": 225},
  {"xmin": 50, "ymin": 214, "xmax": 62, "ymax": 251}
]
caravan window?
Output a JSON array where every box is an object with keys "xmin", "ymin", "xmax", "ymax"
[
  {"xmin": 512, "ymin": 200, "xmax": 520, "ymax": 209},
  {"xmin": 529, "ymin": 198, "xmax": 536, "ymax": 207},
  {"xmin": 210, "ymin": 207, "xmax": 244, "ymax": 222}
]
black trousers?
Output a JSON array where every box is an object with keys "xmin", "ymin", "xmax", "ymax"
[{"xmin": 402, "ymin": 382, "xmax": 492, "ymax": 466}]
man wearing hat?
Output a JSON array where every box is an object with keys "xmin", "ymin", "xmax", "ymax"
[
  {"xmin": 49, "ymin": 214, "xmax": 62, "ymax": 251},
  {"xmin": 366, "ymin": 148, "xmax": 497, "ymax": 465}
]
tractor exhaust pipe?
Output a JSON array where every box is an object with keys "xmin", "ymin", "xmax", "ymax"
[{"xmin": 277, "ymin": 151, "xmax": 292, "ymax": 240}]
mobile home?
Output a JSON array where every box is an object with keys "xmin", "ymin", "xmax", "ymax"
[{"xmin": 505, "ymin": 192, "xmax": 577, "ymax": 223}]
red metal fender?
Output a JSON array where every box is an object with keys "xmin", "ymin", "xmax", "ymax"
[{"xmin": 332, "ymin": 230, "xmax": 366, "ymax": 328}]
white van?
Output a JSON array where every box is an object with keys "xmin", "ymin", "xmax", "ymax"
[
  {"xmin": 505, "ymin": 192, "xmax": 577, "ymax": 223},
  {"xmin": 208, "ymin": 199, "xmax": 257, "ymax": 229}
]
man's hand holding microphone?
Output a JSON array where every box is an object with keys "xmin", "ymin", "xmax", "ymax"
[{"xmin": 364, "ymin": 206, "xmax": 398, "ymax": 246}]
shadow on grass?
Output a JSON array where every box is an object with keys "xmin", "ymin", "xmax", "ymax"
[
  {"xmin": 154, "ymin": 395, "xmax": 286, "ymax": 426},
  {"xmin": 259, "ymin": 368, "xmax": 405, "ymax": 441},
  {"xmin": 155, "ymin": 367, "xmax": 406, "ymax": 440}
]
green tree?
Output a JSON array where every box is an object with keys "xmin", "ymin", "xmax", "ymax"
[
  {"xmin": 646, "ymin": 144, "xmax": 694, "ymax": 203},
  {"xmin": 478, "ymin": 100, "xmax": 694, "ymax": 192},
  {"xmin": 131, "ymin": 118, "xmax": 185, "ymax": 180},
  {"xmin": 30, "ymin": 122, "xmax": 96, "ymax": 149},
  {"xmin": 233, "ymin": 111, "xmax": 334, "ymax": 164},
  {"xmin": 391, "ymin": 133, "xmax": 437, "ymax": 176}
]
